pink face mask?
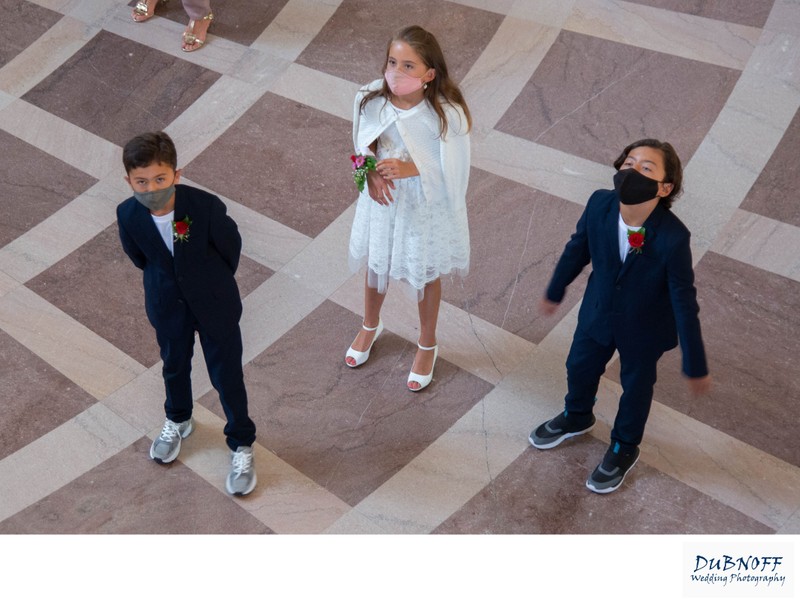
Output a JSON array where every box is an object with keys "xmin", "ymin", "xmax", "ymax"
[{"xmin": 385, "ymin": 69, "xmax": 429, "ymax": 96}]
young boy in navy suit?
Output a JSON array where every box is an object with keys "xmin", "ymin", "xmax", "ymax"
[
  {"xmin": 117, "ymin": 132, "xmax": 257, "ymax": 496},
  {"xmin": 530, "ymin": 139, "xmax": 712, "ymax": 494}
]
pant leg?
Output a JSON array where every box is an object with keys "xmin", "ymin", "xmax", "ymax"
[
  {"xmin": 564, "ymin": 326, "xmax": 617, "ymax": 415},
  {"xmin": 181, "ymin": 0, "xmax": 212, "ymax": 19},
  {"xmin": 156, "ymin": 323, "xmax": 196, "ymax": 424},
  {"xmin": 198, "ymin": 325, "xmax": 256, "ymax": 451},
  {"xmin": 610, "ymin": 349, "xmax": 665, "ymax": 447}
]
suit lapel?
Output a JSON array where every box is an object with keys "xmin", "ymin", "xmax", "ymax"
[
  {"xmin": 606, "ymin": 197, "xmax": 623, "ymax": 273},
  {"xmin": 131, "ymin": 201, "xmax": 173, "ymax": 264}
]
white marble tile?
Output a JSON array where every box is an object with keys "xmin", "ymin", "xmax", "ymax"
[
  {"xmin": 0, "ymin": 286, "xmax": 146, "ymax": 400},
  {"xmin": 508, "ymin": 0, "xmax": 577, "ymax": 26},
  {"xmin": 64, "ymin": 0, "xmax": 118, "ymax": 25},
  {"xmin": 99, "ymin": 365, "xmax": 170, "ymax": 435},
  {"xmin": 0, "ymin": 16, "xmax": 98, "ymax": 98},
  {"xmin": 177, "ymin": 405, "xmax": 352, "ymax": 533},
  {"xmin": 0, "ymin": 99, "xmax": 119, "ymax": 179},
  {"xmin": 270, "ymin": 62, "xmax": 359, "ymax": 121},
  {"xmin": 461, "ymin": 18, "xmax": 560, "ymax": 134},
  {"xmin": 0, "ymin": 178, "xmax": 124, "ymax": 283},
  {"xmin": 711, "ymin": 210, "xmax": 800, "ymax": 283},
  {"xmin": 566, "ymin": 0, "xmax": 761, "ymax": 70},
  {"xmin": 472, "ymin": 130, "xmax": 610, "ymax": 206},
  {"xmin": 249, "ymin": 0, "xmax": 343, "ymax": 61},
  {"xmin": 0, "ymin": 402, "xmax": 141, "ymax": 522},
  {"xmin": 0, "ymin": 269, "xmax": 20, "ymax": 298},
  {"xmin": 450, "ymin": 0, "xmax": 513, "ymax": 15},
  {"xmin": 765, "ymin": 0, "xmax": 800, "ymax": 37}
]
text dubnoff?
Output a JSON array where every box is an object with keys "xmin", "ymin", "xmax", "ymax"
[{"xmin": 684, "ymin": 543, "xmax": 794, "ymax": 598}]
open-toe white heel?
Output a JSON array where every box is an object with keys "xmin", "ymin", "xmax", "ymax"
[
  {"xmin": 407, "ymin": 342, "xmax": 438, "ymax": 392},
  {"xmin": 345, "ymin": 318, "xmax": 383, "ymax": 367}
]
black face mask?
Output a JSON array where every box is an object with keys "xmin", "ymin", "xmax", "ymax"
[{"xmin": 613, "ymin": 168, "xmax": 662, "ymax": 205}]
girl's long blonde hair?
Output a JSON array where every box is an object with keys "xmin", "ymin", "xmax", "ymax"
[{"xmin": 360, "ymin": 25, "xmax": 472, "ymax": 139}]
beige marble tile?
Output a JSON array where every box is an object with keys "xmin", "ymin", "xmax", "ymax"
[
  {"xmin": 509, "ymin": 0, "xmax": 577, "ymax": 25},
  {"xmin": 461, "ymin": 18, "xmax": 560, "ymax": 134},
  {"xmin": 0, "ymin": 178, "xmax": 124, "ymax": 283},
  {"xmin": 240, "ymin": 271, "xmax": 327, "ymax": 363},
  {"xmin": 270, "ymin": 62, "xmax": 358, "ymax": 121},
  {"xmin": 250, "ymin": 0, "xmax": 343, "ymax": 61},
  {"xmin": 566, "ymin": 0, "xmax": 760, "ymax": 70},
  {"xmin": 98, "ymin": 365, "xmax": 170, "ymax": 434},
  {"xmin": 765, "ymin": 0, "xmax": 800, "ymax": 36},
  {"xmin": 0, "ymin": 286, "xmax": 145, "ymax": 400},
  {"xmin": 0, "ymin": 16, "xmax": 97, "ymax": 98},
  {"xmin": 0, "ymin": 402, "xmax": 141, "ymax": 522},
  {"xmin": 472, "ymin": 130, "xmax": 609, "ymax": 207},
  {"xmin": 711, "ymin": 210, "xmax": 800, "ymax": 283},
  {"xmin": 0, "ymin": 100, "xmax": 119, "ymax": 179},
  {"xmin": 0, "ymin": 269, "xmax": 20, "ymax": 298},
  {"xmin": 176, "ymin": 405, "xmax": 352, "ymax": 533}
]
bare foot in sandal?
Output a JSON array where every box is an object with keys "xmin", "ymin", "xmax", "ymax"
[
  {"xmin": 132, "ymin": 0, "xmax": 160, "ymax": 22},
  {"xmin": 182, "ymin": 13, "xmax": 214, "ymax": 52}
]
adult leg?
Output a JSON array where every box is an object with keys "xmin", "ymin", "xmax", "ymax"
[
  {"xmin": 199, "ymin": 325, "xmax": 256, "ymax": 451},
  {"xmin": 408, "ymin": 278, "xmax": 441, "ymax": 389},
  {"xmin": 610, "ymin": 350, "xmax": 664, "ymax": 448},
  {"xmin": 181, "ymin": 0, "xmax": 213, "ymax": 52}
]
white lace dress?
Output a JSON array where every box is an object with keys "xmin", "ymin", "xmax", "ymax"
[{"xmin": 348, "ymin": 98, "xmax": 471, "ymax": 297}]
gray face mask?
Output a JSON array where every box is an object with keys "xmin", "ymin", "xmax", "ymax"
[{"xmin": 134, "ymin": 185, "xmax": 175, "ymax": 212}]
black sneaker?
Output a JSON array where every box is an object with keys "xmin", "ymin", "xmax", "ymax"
[
  {"xmin": 586, "ymin": 442, "xmax": 640, "ymax": 494},
  {"xmin": 528, "ymin": 411, "xmax": 596, "ymax": 449}
]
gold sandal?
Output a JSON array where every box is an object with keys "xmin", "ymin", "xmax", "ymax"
[
  {"xmin": 182, "ymin": 12, "xmax": 214, "ymax": 52},
  {"xmin": 132, "ymin": 0, "xmax": 162, "ymax": 22}
]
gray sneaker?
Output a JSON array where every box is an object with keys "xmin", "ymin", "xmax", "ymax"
[
  {"xmin": 529, "ymin": 411, "xmax": 595, "ymax": 449},
  {"xmin": 226, "ymin": 446, "xmax": 257, "ymax": 496},
  {"xmin": 150, "ymin": 418, "xmax": 194, "ymax": 464}
]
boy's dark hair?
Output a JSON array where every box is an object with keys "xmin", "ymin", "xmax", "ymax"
[
  {"xmin": 123, "ymin": 132, "xmax": 178, "ymax": 173},
  {"xmin": 613, "ymin": 138, "xmax": 683, "ymax": 209}
]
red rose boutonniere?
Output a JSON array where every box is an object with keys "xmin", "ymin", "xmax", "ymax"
[
  {"xmin": 350, "ymin": 152, "xmax": 377, "ymax": 193},
  {"xmin": 627, "ymin": 227, "xmax": 645, "ymax": 254},
  {"xmin": 172, "ymin": 215, "xmax": 192, "ymax": 243}
]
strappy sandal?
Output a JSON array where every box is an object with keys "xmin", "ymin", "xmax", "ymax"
[
  {"xmin": 132, "ymin": 0, "xmax": 162, "ymax": 22},
  {"xmin": 182, "ymin": 12, "xmax": 214, "ymax": 52}
]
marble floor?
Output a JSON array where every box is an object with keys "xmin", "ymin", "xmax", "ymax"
[{"xmin": 1, "ymin": 0, "xmax": 799, "ymax": 597}]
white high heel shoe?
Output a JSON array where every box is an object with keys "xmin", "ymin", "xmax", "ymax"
[
  {"xmin": 407, "ymin": 342, "xmax": 438, "ymax": 392},
  {"xmin": 345, "ymin": 318, "xmax": 384, "ymax": 367}
]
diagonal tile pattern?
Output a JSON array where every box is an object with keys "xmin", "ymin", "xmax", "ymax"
[{"xmin": 1, "ymin": 0, "xmax": 799, "ymax": 563}]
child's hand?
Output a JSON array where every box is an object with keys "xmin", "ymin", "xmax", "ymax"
[
  {"xmin": 367, "ymin": 169, "xmax": 395, "ymax": 205},
  {"xmin": 687, "ymin": 374, "xmax": 712, "ymax": 397},
  {"xmin": 539, "ymin": 298, "xmax": 559, "ymax": 316},
  {"xmin": 377, "ymin": 158, "xmax": 418, "ymax": 180}
]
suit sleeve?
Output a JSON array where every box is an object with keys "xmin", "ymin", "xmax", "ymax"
[
  {"xmin": 545, "ymin": 202, "xmax": 592, "ymax": 303},
  {"xmin": 117, "ymin": 206, "xmax": 146, "ymax": 270},
  {"xmin": 666, "ymin": 233, "xmax": 708, "ymax": 378},
  {"xmin": 208, "ymin": 196, "xmax": 242, "ymax": 274}
]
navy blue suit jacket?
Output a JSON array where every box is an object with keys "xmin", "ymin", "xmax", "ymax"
[
  {"xmin": 546, "ymin": 189, "xmax": 708, "ymax": 378},
  {"xmin": 117, "ymin": 184, "xmax": 243, "ymax": 342}
]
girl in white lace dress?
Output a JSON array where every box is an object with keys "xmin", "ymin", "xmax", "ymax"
[{"xmin": 345, "ymin": 25, "xmax": 472, "ymax": 392}]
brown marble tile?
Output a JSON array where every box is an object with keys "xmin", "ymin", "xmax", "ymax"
[
  {"xmin": 495, "ymin": 30, "xmax": 741, "ymax": 166},
  {"xmin": 445, "ymin": 168, "xmax": 588, "ymax": 344},
  {"xmin": 625, "ymin": 0, "xmax": 775, "ymax": 28},
  {"xmin": 740, "ymin": 106, "xmax": 800, "ymax": 228},
  {"xmin": 183, "ymin": 92, "xmax": 356, "ymax": 237},
  {"xmin": 0, "ymin": 438, "xmax": 272, "ymax": 533},
  {"xmin": 296, "ymin": 0, "xmax": 503, "ymax": 84},
  {"xmin": 0, "ymin": 0, "xmax": 62, "ymax": 68},
  {"xmin": 608, "ymin": 252, "xmax": 800, "ymax": 468},
  {"xmin": 21, "ymin": 30, "xmax": 221, "ymax": 146},
  {"xmin": 434, "ymin": 437, "xmax": 773, "ymax": 534},
  {"xmin": 27, "ymin": 223, "xmax": 273, "ymax": 368},
  {"xmin": 0, "ymin": 131, "xmax": 97, "ymax": 249},
  {"xmin": 199, "ymin": 300, "xmax": 495, "ymax": 506},
  {"xmin": 0, "ymin": 330, "xmax": 96, "ymax": 460},
  {"xmin": 127, "ymin": 0, "xmax": 289, "ymax": 46}
]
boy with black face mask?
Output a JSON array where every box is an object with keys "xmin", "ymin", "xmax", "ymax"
[
  {"xmin": 529, "ymin": 138, "xmax": 711, "ymax": 494},
  {"xmin": 117, "ymin": 131, "xmax": 257, "ymax": 496}
]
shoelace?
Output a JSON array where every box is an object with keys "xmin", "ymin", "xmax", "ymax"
[
  {"xmin": 159, "ymin": 420, "xmax": 181, "ymax": 442},
  {"xmin": 231, "ymin": 450, "xmax": 252, "ymax": 476}
]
